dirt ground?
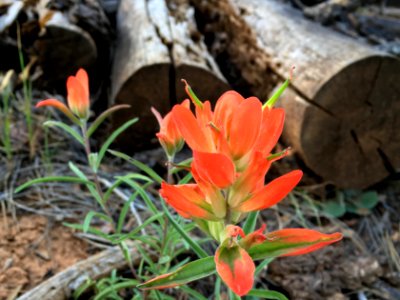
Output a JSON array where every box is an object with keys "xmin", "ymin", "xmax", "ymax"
[{"xmin": 0, "ymin": 214, "xmax": 88, "ymax": 299}]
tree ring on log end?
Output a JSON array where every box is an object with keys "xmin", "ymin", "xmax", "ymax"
[{"xmin": 298, "ymin": 55, "xmax": 400, "ymax": 188}]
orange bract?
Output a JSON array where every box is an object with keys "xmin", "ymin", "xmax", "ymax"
[
  {"xmin": 215, "ymin": 245, "xmax": 255, "ymax": 296},
  {"xmin": 66, "ymin": 69, "xmax": 90, "ymax": 119},
  {"xmin": 151, "ymin": 100, "xmax": 189, "ymax": 157},
  {"xmin": 266, "ymin": 228, "xmax": 343, "ymax": 256},
  {"xmin": 36, "ymin": 68, "xmax": 90, "ymax": 121}
]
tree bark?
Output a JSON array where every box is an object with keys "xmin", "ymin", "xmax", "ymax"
[
  {"xmin": 111, "ymin": 0, "xmax": 228, "ymax": 149},
  {"xmin": 194, "ymin": 0, "xmax": 400, "ymax": 188},
  {"xmin": 35, "ymin": 0, "xmax": 112, "ymax": 83}
]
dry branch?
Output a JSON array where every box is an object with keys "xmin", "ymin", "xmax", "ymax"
[{"xmin": 17, "ymin": 245, "xmax": 140, "ymax": 300}]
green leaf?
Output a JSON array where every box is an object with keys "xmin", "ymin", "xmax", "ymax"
[
  {"xmin": 180, "ymin": 286, "xmax": 208, "ymax": 300},
  {"xmin": 103, "ymin": 173, "xmax": 153, "ymax": 205},
  {"xmin": 83, "ymin": 211, "xmax": 112, "ymax": 233},
  {"xmin": 44, "ymin": 120, "xmax": 84, "ymax": 145},
  {"xmin": 116, "ymin": 190, "xmax": 141, "ymax": 233},
  {"xmin": 120, "ymin": 241, "xmax": 133, "ymax": 268},
  {"xmin": 15, "ymin": 176, "xmax": 93, "ymax": 193},
  {"xmin": 64, "ymin": 223, "xmax": 111, "ymax": 239},
  {"xmin": 97, "ymin": 118, "xmax": 138, "ymax": 168},
  {"xmin": 158, "ymin": 255, "xmax": 171, "ymax": 264},
  {"xmin": 263, "ymin": 78, "xmax": 290, "ymax": 109},
  {"xmin": 248, "ymin": 289, "xmax": 288, "ymax": 300},
  {"xmin": 87, "ymin": 104, "xmax": 130, "ymax": 138},
  {"xmin": 108, "ymin": 150, "xmax": 163, "ymax": 184},
  {"xmin": 321, "ymin": 193, "xmax": 346, "ymax": 218},
  {"xmin": 118, "ymin": 177, "xmax": 159, "ymax": 217},
  {"xmin": 93, "ymin": 280, "xmax": 138, "ymax": 300},
  {"xmin": 358, "ymin": 191, "xmax": 379, "ymax": 209},
  {"xmin": 73, "ymin": 278, "xmax": 94, "ymax": 300},
  {"xmin": 243, "ymin": 211, "xmax": 259, "ymax": 235},
  {"xmin": 113, "ymin": 213, "xmax": 164, "ymax": 243},
  {"xmin": 69, "ymin": 162, "xmax": 103, "ymax": 207},
  {"xmin": 214, "ymin": 276, "xmax": 222, "ymax": 300},
  {"xmin": 138, "ymin": 256, "xmax": 216, "ymax": 290},
  {"xmin": 178, "ymin": 172, "xmax": 193, "ymax": 184},
  {"xmin": 161, "ymin": 199, "xmax": 208, "ymax": 259},
  {"xmin": 229, "ymin": 289, "xmax": 241, "ymax": 300},
  {"xmin": 248, "ymin": 230, "xmax": 341, "ymax": 261},
  {"xmin": 255, "ymin": 257, "xmax": 274, "ymax": 276}
]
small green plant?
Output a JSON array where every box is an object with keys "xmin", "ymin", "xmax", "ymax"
[
  {"xmin": 320, "ymin": 190, "xmax": 380, "ymax": 218},
  {"xmin": 0, "ymin": 70, "xmax": 15, "ymax": 162},
  {"xmin": 17, "ymin": 24, "xmax": 36, "ymax": 157}
]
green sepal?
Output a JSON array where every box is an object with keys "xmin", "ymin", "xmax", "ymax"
[{"xmin": 182, "ymin": 79, "xmax": 203, "ymax": 108}]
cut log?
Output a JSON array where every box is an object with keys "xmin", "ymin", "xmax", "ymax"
[
  {"xmin": 111, "ymin": 0, "xmax": 229, "ymax": 149},
  {"xmin": 35, "ymin": 10, "xmax": 97, "ymax": 82},
  {"xmin": 35, "ymin": 0, "xmax": 114, "ymax": 84},
  {"xmin": 193, "ymin": 0, "xmax": 400, "ymax": 188},
  {"xmin": 17, "ymin": 245, "xmax": 142, "ymax": 300}
]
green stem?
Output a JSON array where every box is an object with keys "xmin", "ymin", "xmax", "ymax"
[
  {"xmin": 158, "ymin": 155, "xmax": 174, "ymax": 270},
  {"xmin": 81, "ymin": 121, "xmax": 137, "ymax": 278}
]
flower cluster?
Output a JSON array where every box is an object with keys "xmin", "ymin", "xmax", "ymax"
[{"xmin": 150, "ymin": 81, "xmax": 342, "ymax": 296}]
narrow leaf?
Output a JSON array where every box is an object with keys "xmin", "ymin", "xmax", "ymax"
[
  {"xmin": 243, "ymin": 211, "xmax": 259, "ymax": 235},
  {"xmin": 15, "ymin": 176, "xmax": 93, "ymax": 193},
  {"xmin": 255, "ymin": 258, "xmax": 274, "ymax": 276},
  {"xmin": 138, "ymin": 256, "xmax": 215, "ymax": 290},
  {"xmin": 69, "ymin": 162, "xmax": 103, "ymax": 207},
  {"xmin": 161, "ymin": 199, "xmax": 208, "ymax": 259},
  {"xmin": 108, "ymin": 150, "xmax": 163, "ymax": 184},
  {"xmin": 83, "ymin": 211, "xmax": 112, "ymax": 233},
  {"xmin": 87, "ymin": 104, "xmax": 130, "ymax": 137},
  {"xmin": 114, "ymin": 213, "xmax": 164, "ymax": 243},
  {"xmin": 44, "ymin": 120, "xmax": 84, "ymax": 145},
  {"xmin": 93, "ymin": 280, "xmax": 138, "ymax": 300},
  {"xmin": 97, "ymin": 118, "xmax": 138, "ymax": 168},
  {"xmin": 248, "ymin": 289, "xmax": 288, "ymax": 300}
]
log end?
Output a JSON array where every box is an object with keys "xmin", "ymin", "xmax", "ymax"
[
  {"xmin": 111, "ymin": 64, "xmax": 229, "ymax": 150},
  {"xmin": 283, "ymin": 55, "xmax": 400, "ymax": 188},
  {"xmin": 175, "ymin": 64, "xmax": 230, "ymax": 104}
]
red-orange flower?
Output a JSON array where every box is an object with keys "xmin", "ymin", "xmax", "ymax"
[
  {"xmin": 159, "ymin": 182, "xmax": 219, "ymax": 221},
  {"xmin": 216, "ymin": 225, "xmax": 343, "ymax": 296},
  {"xmin": 151, "ymin": 100, "xmax": 189, "ymax": 157},
  {"xmin": 215, "ymin": 244, "xmax": 255, "ymax": 296},
  {"xmin": 36, "ymin": 68, "xmax": 90, "ymax": 121},
  {"xmin": 159, "ymin": 86, "xmax": 303, "ymax": 223}
]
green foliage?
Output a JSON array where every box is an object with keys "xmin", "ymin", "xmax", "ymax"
[
  {"xmin": 321, "ymin": 190, "xmax": 380, "ymax": 217},
  {"xmin": 247, "ymin": 289, "xmax": 288, "ymax": 300},
  {"xmin": 138, "ymin": 256, "xmax": 216, "ymax": 289},
  {"xmin": 44, "ymin": 121, "xmax": 85, "ymax": 145}
]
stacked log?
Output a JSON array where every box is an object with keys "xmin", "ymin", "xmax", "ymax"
[
  {"xmin": 193, "ymin": 0, "xmax": 400, "ymax": 188},
  {"xmin": 110, "ymin": 0, "xmax": 229, "ymax": 149},
  {"xmin": 0, "ymin": 0, "xmax": 111, "ymax": 86}
]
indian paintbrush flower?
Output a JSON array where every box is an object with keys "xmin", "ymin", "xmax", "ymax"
[
  {"xmin": 145, "ymin": 79, "xmax": 343, "ymax": 297},
  {"xmin": 160, "ymin": 82, "xmax": 302, "ymax": 224},
  {"xmin": 214, "ymin": 224, "xmax": 343, "ymax": 296},
  {"xmin": 151, "ymin": 99, "xmax": 190, "ymax": 158},
  {"xmin": 36, "ymin": 68, "xmax": 90, "ymax": 122}
]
